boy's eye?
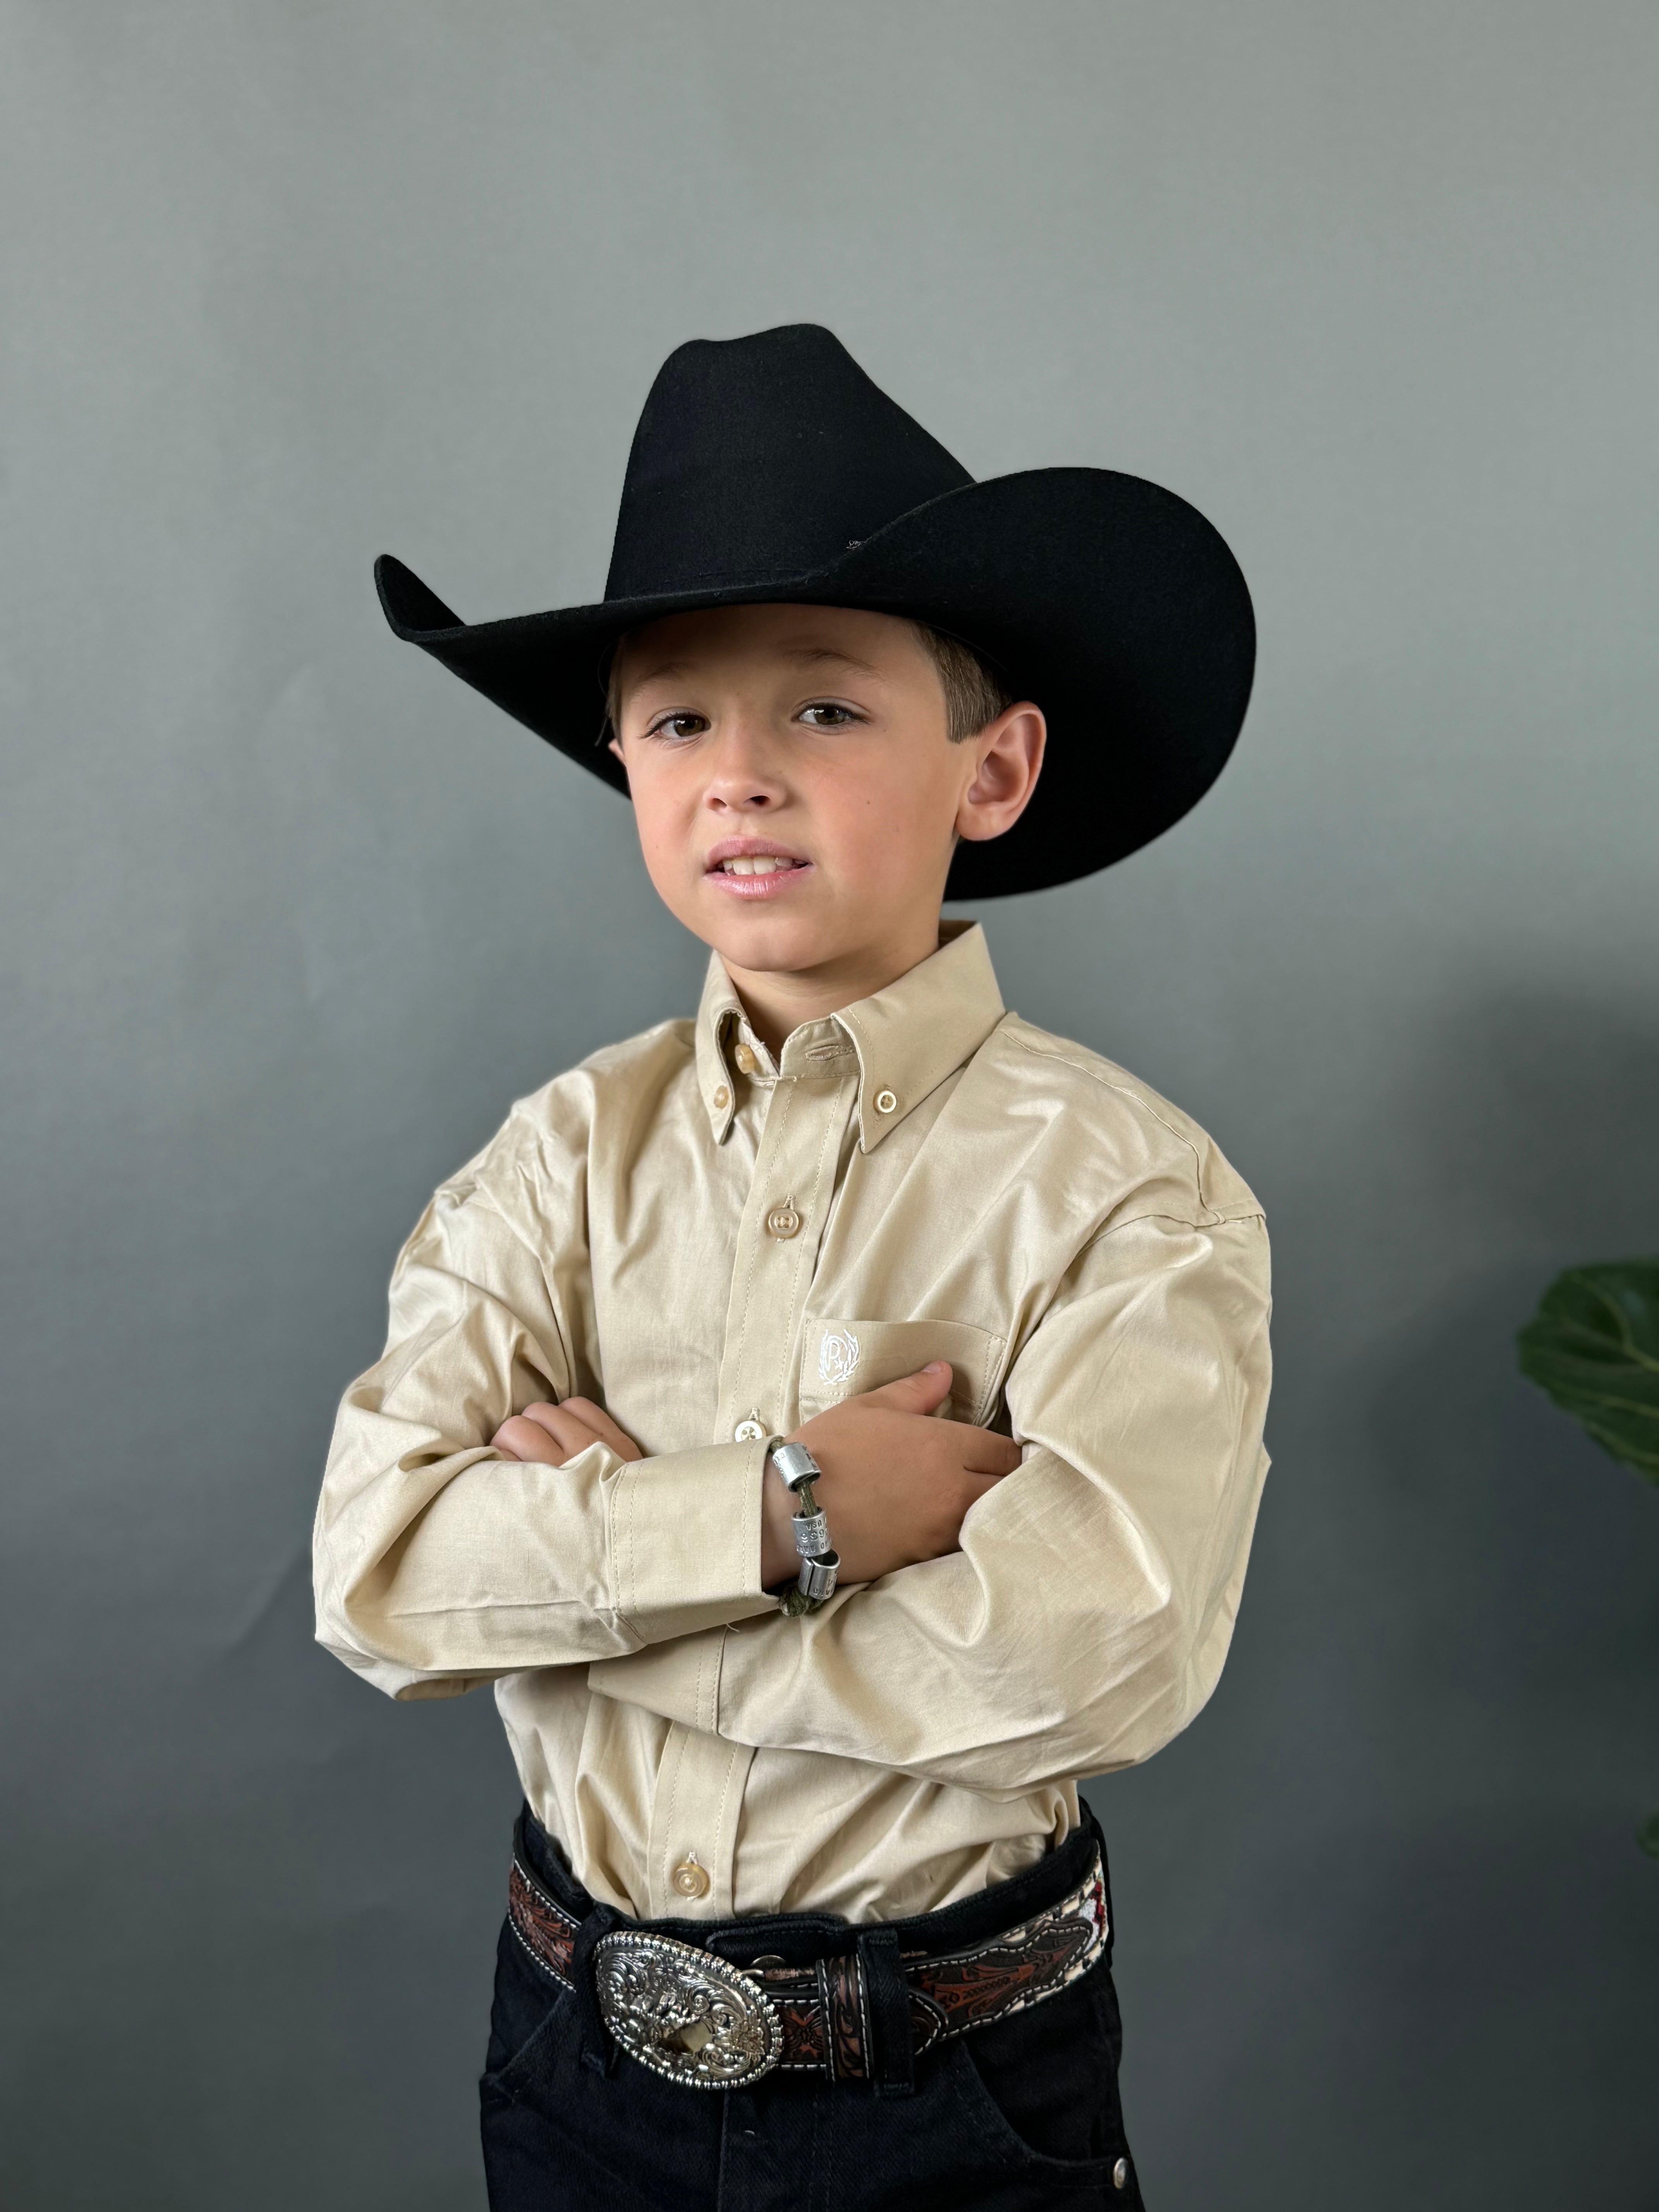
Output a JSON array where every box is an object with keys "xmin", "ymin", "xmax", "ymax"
[
  {"xmin": 799, "ymin": 702, "xmax": 859, "ymax": 728},
  {"xmin": 646, "ymin": 712, "xmax": 709, "ymax": 740}
]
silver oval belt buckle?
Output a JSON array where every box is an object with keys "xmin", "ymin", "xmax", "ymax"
[{"xmin": 593, "ymin": 1929, "xmax": 783, "ymax": 2089}]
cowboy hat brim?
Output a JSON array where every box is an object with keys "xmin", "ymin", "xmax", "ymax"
[{"xmin": 374, "ymin": 464, "xmax": 1254, "ymax": 900}]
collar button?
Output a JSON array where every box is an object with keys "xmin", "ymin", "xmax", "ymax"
[{"xmin": 874, "ymin": 1088, "xmax": 898, "ymax": 1115}]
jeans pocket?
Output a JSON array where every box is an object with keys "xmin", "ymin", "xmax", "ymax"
[
  {"xmin": 481, "ymin": 1918, "xmax": 576, "ymax": 2100},
  {"xmin": 945, "ymin": 1968, "xmax": 1132, "ymax": 2188}
]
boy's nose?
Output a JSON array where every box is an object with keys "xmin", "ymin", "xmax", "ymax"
[{"xmin": 702, "ymin": 721, "xmax": 787, "ymax": 811}]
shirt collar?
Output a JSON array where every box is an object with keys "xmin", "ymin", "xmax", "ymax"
[{"xmin": 694, "ymin": 919, "xmax": 1005, "ymax": 1149}]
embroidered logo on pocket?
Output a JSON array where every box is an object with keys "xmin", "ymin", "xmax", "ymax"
[{"xmin": 817, "ymin": 1328, "xmax": 861, "ymax": 1388}]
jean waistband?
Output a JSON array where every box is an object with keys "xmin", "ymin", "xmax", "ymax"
[{"xmin": 512, "ymin": 1802, "xmax": 1111, "ymax": 1970}]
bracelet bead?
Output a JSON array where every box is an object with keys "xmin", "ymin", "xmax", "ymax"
[{"xmin": 792, "ymin": 1510, "xmax": 830, "ymax": 1557}]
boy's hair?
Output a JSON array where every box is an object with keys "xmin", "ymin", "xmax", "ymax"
[
  {"xmin": 915, "ymin": 626, "xmax": 1019, "ymax": 742},
  {"xmin": 605, "ymin": 620, "xmax": 1016, "ymax": 744}
]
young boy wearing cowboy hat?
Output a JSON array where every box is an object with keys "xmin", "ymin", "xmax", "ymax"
[{"xmin": 313, "ymin": 325, "xmax": 1271, "ymax": 2210}]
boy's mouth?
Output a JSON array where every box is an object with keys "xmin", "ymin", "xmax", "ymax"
[{"xmin": 704, "ymin": 839, "xmax": 814, "ymax": 899}]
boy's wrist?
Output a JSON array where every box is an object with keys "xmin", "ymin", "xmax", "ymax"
[{"xmin": 761, "ymin": 1439, "xmax": 840, "ymax": 1610}]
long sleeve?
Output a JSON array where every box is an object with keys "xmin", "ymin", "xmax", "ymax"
[
  {"xmin": 591, "ymin": 1209, "xmax": 1271, "ymax": 1795},
  {"xmin": 312, "ymin": 1156, "xmax": 776, "ymax": 1702}
]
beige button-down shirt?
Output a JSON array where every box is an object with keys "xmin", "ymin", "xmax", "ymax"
[{"xmin": 314, "ymin": 922, "xmax": 1271, "ymax": 1924}]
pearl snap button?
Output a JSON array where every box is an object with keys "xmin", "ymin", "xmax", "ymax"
[
  {"xmin": 1113, "ymin": 2156, "xmax": 1129, "ymax": 2190},
  {"xmin": 874, "ymin": 1088, "xmax": 897, "ymax": 1114},
  {"xmin": 733, "ymin": 1413, "xmax": 767, "ymax": 1443},
  {"xmin": 765, "ymin": 1202, "xmax": 802, "ymax": 1239},
  {"xmin": 712, "ymin": 1086, "xmax": 730, "ymax": 1110},
  {"xmin": 671, "ymin": 1857, "xmax": 710, "ymax": 1899}
]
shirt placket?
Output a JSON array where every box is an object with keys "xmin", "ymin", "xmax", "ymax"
[
  {"xmin": 714, "ymin": 1034, "xmax": 855, "ymax": 1446},
  {"xmin": 641, "ymin": 1033, "xmax": 855, "ymax": 1920}
]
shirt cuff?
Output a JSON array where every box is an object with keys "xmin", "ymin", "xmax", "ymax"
[{"xmin": 608, "ymin": 1435, "xmax": 772, "ymax": 1638}]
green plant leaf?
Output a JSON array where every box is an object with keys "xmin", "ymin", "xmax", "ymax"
[{"xmin": 1516, "ymin": 1260, "xmax": 1659, "ymax": 1484}]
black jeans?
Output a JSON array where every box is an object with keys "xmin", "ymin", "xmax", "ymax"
[{"xmin": 479, "ymin": 1807, "xmax": 1145, "ymax": 2211}]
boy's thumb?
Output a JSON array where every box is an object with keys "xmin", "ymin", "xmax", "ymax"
[{"xmin": 866, "ymin": 1361, "xmax": 953, "ymax": 1407}]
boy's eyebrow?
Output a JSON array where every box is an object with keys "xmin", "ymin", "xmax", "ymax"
[{"xmin": 775, "ymin": 643, "xmax": 882, "ymax": 675}]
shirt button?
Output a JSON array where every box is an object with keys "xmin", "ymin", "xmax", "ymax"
[
  {"xmin": 874, "ymin": 1088, "xmax": 897, "ymax": 1115},
  {"xmin": 712, "ymin": 1086, "xmax": 730, "ymax": 1110},
  {"xmin": 733, "ymin": 1413, "xmax": 767, "ymax": 1443},
  {"xmin": 734, "ymin": 1043, "xmax": 759, "ymax": 1075},
  {"xmin": 1112, "ymin": 2157, "xmax": 1130, "ymax": 2191},
  {"xmin": 765, "ymin": 1202, "xmax": 802, "ymax": 1240},
  {"xmin": 671, "ymin": 1857, "xmax": 710, "ymax": 1899}
]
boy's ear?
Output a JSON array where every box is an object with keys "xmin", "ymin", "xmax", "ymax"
[{"xmin": 957, "ymin": 704, "xmax": 1046, "ymax": 844}]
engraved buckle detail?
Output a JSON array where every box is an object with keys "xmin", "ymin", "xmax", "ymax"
[{"xmin": 594, "ymin": 1930, "xmax": 783, "ymax": 2088}]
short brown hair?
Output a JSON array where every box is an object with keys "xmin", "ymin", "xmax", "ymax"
[
  {"xmin": 604, "ymin": 618, "xmax": 1015, "ymax": 743},
  {"xmin": 912, "ymin": 624, "xmax": 1018, "ymax": 741}
]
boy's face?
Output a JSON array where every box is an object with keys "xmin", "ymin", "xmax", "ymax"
[{"xmin": 608, "ymin": 603, "xmax": 1044, "ymax": 988}]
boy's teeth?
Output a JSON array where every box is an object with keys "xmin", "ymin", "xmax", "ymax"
[{"xmin": 722, "ymin": 855, "xmax": 797, "ymax": 875}]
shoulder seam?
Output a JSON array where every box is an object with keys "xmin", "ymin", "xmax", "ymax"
[
  {"xmin": 1003, "ymin": 1028, "xmax": 1223, "ymax": 1222},
  {"xmin": 1094, "ymin": 1206, "xmax": 1266, "ymax": 1240}
]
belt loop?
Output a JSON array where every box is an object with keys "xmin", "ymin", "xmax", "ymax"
[
  {"xmin": 856, "ymin": 1926, "xmax": 915, "ymax": 2099},
  {"xmin": 567, "ymin": 1903, "xmax": 626, "ymax": 2076}
]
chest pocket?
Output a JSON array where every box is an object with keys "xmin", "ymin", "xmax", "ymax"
[{"xmin": 796, "ymin": 1317, "xmax": 1005, "ymax": 1429}]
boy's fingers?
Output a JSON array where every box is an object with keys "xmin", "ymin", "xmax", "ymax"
[
  {"xmin": 560, "ymin": 1396, "xmax": 646, "ymax": 1462},
  {"xmin": 496, "ymin": 1401, "xmax": 610, "ymax": 1465},
  {"xmin": 961, "ymin": 1430, "xmax": 1022, "ymax": 1477},
  {"xmin": 503, "ymin": 1396, "xmax": 644, "ymax": 1466},
  {"xmin": 856, "ymin": 1362, "xmax": 954, "ymax": 1411},
  {"xmin": 493, "ymin": 1413, "xmax": 576, "ymax": 1465}
]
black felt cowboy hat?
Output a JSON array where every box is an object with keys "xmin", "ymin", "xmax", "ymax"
[{"xmin": 375, "ymin": 323, "xmax": 1254, "ymax": 898}]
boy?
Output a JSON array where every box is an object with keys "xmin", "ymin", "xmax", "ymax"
[{"xmin": 314, "ymin": 325, "xmax": 1270, "ymax": 2210}]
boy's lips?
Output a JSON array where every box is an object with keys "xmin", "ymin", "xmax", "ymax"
[{"xmin": 703, "ymin": 838, "xmax": 814, "ymax": 900}]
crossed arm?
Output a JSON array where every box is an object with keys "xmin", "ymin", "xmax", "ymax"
[
  {"xmin": 315, "ymin": 1177, "xmax": 1270, "ymax": 1791},
  {"xmin": 491, "ymin": 1363, "xmax": 1020, "ymax": 1589}
]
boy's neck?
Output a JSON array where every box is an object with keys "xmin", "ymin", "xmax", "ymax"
[{"xmin": 720, "ymin": 915, "xmax": 946, "ymax": 1058}]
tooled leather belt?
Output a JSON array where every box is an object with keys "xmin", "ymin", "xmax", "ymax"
[{"xmin": 506, "ymin": 1850, "xmax": 1109, "ymax": 2091}]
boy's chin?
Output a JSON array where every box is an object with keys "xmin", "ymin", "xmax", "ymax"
[{"xmin": 694, "ymin": 908, "xmax": 858, "ymax": 978}]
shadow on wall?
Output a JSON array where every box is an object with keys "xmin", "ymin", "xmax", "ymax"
[
  {"xmin": 1362, "ymin": 982, "xmax": 1659, "ymax": 1814},
  {"xmin": 1341, "ymin": 988, "xmax": 1659, "ymax": 2198},
  {"xmin": 1416, "ymin": 986, "xmax": 1659, "ymax": 1253},
  {"xmin": 1048, "ymin": 988, "xmax": 1659, "ymax": 2211}
]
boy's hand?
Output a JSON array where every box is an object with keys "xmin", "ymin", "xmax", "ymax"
[
  {"xmin": 491, "ymin": 1398, "xmax": 645, "ymax": 1467},
  {"xmin": 760, "ymin": 1363, "xmax": 1020, "ymax": 1589}
]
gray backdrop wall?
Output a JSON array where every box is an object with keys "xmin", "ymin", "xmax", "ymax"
[{"xmin": 4, "ymin": 5, "xmax": 1657, "ymax": 2206}]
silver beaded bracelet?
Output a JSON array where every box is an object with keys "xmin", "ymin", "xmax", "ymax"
[{"xmin": 765, "ymin": 1439, "xmax": 840, "ymax": 1614}]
